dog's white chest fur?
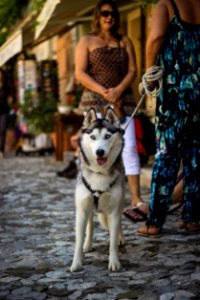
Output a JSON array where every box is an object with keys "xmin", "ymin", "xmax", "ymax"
[{"xmin": 97, "ymin": 192, "xmax": 113, "ymax": 213}]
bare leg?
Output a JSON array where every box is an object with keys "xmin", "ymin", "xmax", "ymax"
[
  {"xmin": 127, "ymin": 174, "xmax": 143, "ymax": 207},
  {"xmin": 172, "ymin": 178, "xmax": 183, "ymax": 204},
  {"xmin": 138, "ymin": 179, "xmax": 183, "ymax": 215}
]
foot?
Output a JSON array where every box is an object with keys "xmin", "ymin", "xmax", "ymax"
[
  {"xmin": 136, "ymin": 202, "xmax": 149, "ymax": 214},
  {"xmin": 131, "ymin": 199, "xmax": 144, "ymax": 208},
  {"xmin": 0, "ymin": 151, "xmax": 4, "ymax": 158},
  {"xmin": 57, "ymin": 159, "xmax": 78, "ymax": 179},
  {"xmin": 137, "ymin": 225, "xmax": 161, "ymax": 237},
  {"xmin": 177, "ymin": 220, "xmax": 187, "ymax": 229},
  {"xmin": 187, "ymin": 223, "xmax": 200, "ymax": 232},
  {"xmin": 108, "ymin": 258, "xmax": 121, "ymax": 272},
  {"xmin": 178, "ymin": 220, "xmax": 200, "ymax": 232},
  {"xmin": 70, "ymin": 260, "xmax": 83, "ymax": 272}
]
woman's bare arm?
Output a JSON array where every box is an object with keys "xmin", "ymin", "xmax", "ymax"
[{"xmin": 146, "ymin": 0, "xmax": 170, "ymax": 69}]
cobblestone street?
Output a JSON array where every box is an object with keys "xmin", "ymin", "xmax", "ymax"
[{"xmin": 0, "ymin": 155, "xmax": 200, "ymax": 300}]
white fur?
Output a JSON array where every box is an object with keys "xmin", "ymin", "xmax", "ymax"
[{"xmin": 70, "ymin": 108, "xmax": 125, "ymax": 272}]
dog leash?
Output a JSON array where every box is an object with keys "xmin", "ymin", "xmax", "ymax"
[{"xmin": 123, "ymin": 65, "xmax": 163, "ymax": 131}]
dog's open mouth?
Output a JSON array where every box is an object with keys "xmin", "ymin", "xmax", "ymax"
[{"xmin": 97, "ymin": 158, "xmax": 107, "ymax": 165}]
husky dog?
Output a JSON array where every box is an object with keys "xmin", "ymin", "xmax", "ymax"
[{"xmin": 70, "ymin": 107, "xmax": 125, "ymax": 272}]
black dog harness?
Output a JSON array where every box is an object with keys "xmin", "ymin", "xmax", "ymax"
[{"xmin": 81, "ymin": 174, "xmax": 118, "ymax": 209}]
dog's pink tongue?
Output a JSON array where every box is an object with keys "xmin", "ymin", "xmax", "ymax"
[{"xmin": 97, "ymin": 158, "xmax": 107, "ymax": 165}]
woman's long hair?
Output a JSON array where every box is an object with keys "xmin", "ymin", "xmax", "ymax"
[{"xmin": 91, "ymin": 0, "xmax": 121, "ymax": 39}]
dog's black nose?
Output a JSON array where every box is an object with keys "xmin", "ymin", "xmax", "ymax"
[{"xmin": 96, "ymin": 149, "xmax": 105, "ymax": 157}]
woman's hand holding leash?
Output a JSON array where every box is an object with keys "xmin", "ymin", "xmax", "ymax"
[
  {"xmin": 139, "ymin": 65, "xmax": 163, "ymax": 97},
  {"xmin": 124, "ymin": 66, "xmax": 163, "ymax": 131}
]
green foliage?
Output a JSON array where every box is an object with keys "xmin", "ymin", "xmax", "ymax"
[
  {"xmin": 0, "ymin": 0, "xmax": 29, "ymax": 45},
  {"xmin": 0, "ymin": 0, "xmax": 46, "ymax": 46},
  {"xmin": 20, "ymin": 90, "xmax": 58, "ymax": 134},
  {"xmin": 30, "ymin": 0, "xmax": 46, "ymax": 13},
  {"xmin": 0, "ymin": 31, "xmax": 7, "ymax": 46}
]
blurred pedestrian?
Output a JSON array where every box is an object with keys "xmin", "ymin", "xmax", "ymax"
[
  {"xmin": 0, "ymin": 69, "xmax": 10, "ymax": 158},
  {"xmin": 137, "ymin": 0, "xmax": 200, "ymax": 236},
  {"xmin": 57, "ymin": 129, "xmax": 80, "ymax": 178}
]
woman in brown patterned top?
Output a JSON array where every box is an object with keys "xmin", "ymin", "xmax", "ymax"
[{"xmin": 75, "ymin": 0, "xmax": 143, "ymax": 207}]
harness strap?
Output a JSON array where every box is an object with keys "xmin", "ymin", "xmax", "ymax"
[
  {"xmin": 169, "ymin": 0, "xmax": 180, "ymax": 18},
  {"xmin": 81, "ymin": 174, "xmax": 117, "ymax": 209},
  {"xmin": 80, "ymin": 143, "xmax": 90, "ymax": 166}
]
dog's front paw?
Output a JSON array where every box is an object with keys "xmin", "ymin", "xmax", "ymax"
[
  {"xmin": 108, "ymin": 259, "xmax": 121, "ymax": 272},
  {"xmin": 70, "ymin": 261, "xmax": 83, "ymax": 272}
]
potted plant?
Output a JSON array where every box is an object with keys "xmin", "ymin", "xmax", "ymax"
[
  {"xmin": 19, "ymin": 90, "xmax": 59, "ymax": 150},
  {"xmin": 20, "ymin": 90, "xmax": 58, "ymax": 135},
  {"xmin": 58, "ymin": 77, "xmax": 83, "ymax": 113}
]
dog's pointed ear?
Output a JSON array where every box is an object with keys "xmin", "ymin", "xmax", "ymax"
[
  {"xmin": 104, "ymin": 106, "xmax": 120, "ymax": 127},
  {"xmin": 82, "ymin": 108, "xmax": 97, "ymax": 129}
]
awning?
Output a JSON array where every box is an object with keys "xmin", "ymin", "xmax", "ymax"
[
  {"xmin": 0, "ymin": 14, "xmax": 35, "ymax": 67},
  {"xmin": 0, "ymin": 30, "xmax": 22, "ymax": 67},
  {"xmin": 34, "ymin": 0, "xmax": 96, "ymax": 41},
  {"xmin": 35, "ymin": 0, "xmax": 61, "ymax": 40},
  {"xmin": 34, "ymin": 0, "xmax": 138, "ymax": 42}
]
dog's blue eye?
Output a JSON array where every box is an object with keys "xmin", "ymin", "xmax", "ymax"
[
  {"xmin": 90, "ymin": 135, "xmax": 96, "ymax": 140},
  {"xmin": 105, "ymin": 134, "xmax": 111, "ymax": 139}
]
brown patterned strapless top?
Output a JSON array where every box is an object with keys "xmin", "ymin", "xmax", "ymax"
[{"xmin": 79, "ymin": 46, "xmax": 135, "ymax": 116}]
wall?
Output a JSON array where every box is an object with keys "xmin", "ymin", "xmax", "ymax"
[
  {"xmin": 127, "ymin": 7, "xmax": 143, "ymax": 103},
  {"xmin": 56, "ymin": 27, "xmax": 77, "ymax": 105}
]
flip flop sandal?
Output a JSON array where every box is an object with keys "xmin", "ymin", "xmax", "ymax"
[
  {"xmin": 137, "ymin": 225, "xmax": 162, "ymax": 238},
  {"xmin": 124, "ymin": 201, "xmax": 183, "ymax": 223},
  {"xmin": 123, "ymin": 207, "xmax": 147, "ymax": 222},
  {"xmin": 131, "ymin": 207, "xmax": 148, "ymax": 220}
]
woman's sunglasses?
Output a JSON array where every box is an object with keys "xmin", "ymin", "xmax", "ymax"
[{"xmin": 100, "ymin": 10, "xmax": 115, "ymax": 18}]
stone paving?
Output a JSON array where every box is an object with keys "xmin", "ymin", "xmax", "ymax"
[{"xmin": 0, "ymin": 155, "xmax": 200, "ymax": 300}]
